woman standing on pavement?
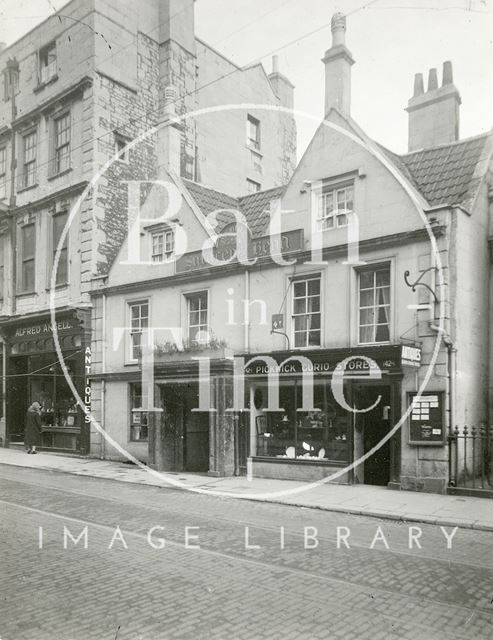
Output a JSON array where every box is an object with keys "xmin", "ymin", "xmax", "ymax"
[{"xmin": 25, "ymin": 402, "xmax": 42, "ymax": 454}]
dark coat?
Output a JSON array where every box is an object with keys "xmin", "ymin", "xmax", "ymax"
[{"xmin": 25, "ymin": 409, "xmax": 41, "ymax": 447}]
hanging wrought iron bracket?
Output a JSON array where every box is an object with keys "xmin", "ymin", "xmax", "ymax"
[
  {"xmin": 271, "ymin": 330, "xmax": 291, "ymax": 351},
  {"xmin": 404, "ymin": 267, "xmax": 439, "ymax": 305}
]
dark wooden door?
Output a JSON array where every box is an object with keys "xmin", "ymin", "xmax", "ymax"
[{"xmin": 184, "ymin": 410, "xmax": 209, "ymax": 472}]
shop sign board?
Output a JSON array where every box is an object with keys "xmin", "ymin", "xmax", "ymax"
[
  {"xmin": 401, "ymin": 345, "xmax": 421, "ymax": 368},
  {"xmin": 408, "ymin": 391, "xmax": 445, "ymax": 445},
  {"xmin": 11, "ymin": 320, "xmax": 77, "ymax": 342},
  {"xmin": 176, "ymin": 229, "xmax": 304, "ymax": 273},
  {"xmin": 240, "ymin": 346, "xmax": 402, "ymax": 377}
]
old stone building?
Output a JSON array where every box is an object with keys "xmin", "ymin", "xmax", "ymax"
[
  {"xmin": 91, "ymin": 13, "xmax": 493, "ymax": 494},
  {"xmin": 0, "ymin": 0, "xmax": 296, "ymax": 452}
]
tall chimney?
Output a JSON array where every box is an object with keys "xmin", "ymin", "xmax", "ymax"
[
  {"xmin": 321, "ymin": 13, "xmax": 354, "ymax": 116},
  {"xmin": 157, "ymin": 85, "xmax": 182, "ymax": 176},
  {"xmin": 158, "ymin": 0, "xmax": 197, "ymax": 179},
  {"xmin": 268, "ymin": 55, "xmax": 295, "ymax": 109},
  {"xmin": 406, "ymin": 61, "xmax": 461, "ymax": 152}
]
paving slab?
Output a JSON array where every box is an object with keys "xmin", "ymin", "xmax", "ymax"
[{"xmin": 1, "ymin": 447, "xmax": 493, "ymax": 531}]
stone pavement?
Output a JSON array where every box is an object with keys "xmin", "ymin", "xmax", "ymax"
[{"xmin": 1, "ymin": 446, "xmax": 492, "ymax": 531}]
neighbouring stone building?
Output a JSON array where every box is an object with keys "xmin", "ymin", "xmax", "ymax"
[
  {"xmin": 0, "ymin": 0, "xmax": 296, "ymax": 453},
  {"xmin": 90, "ymin": 13, "xmax": 493, "ymax": 494}
]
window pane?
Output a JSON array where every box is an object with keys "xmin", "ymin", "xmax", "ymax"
[
  {"xmin": 22, "ymin": 224, "xmax": 35, "ymax": 257},
  {"xmin": 56, "ymin": 247, "xmax": 68, "ymax": 285},
  {"xmin": 359, "ymin": 271, "xmax": 374, "ymax": 289},
  {"xmin": 376, "ymin": 269, "xmax": 390, "ymax": 286},
  {"xmin": 360, "ymin": 290, "xmax": 374, "ymax": 307},
  {"xmin": 22, "ymin": 261, "xmax": 34, "ymax": 291},
  {"xmin": 307, "ymin": 279, "xmax": 320, "ymax": 295},
  {"xmin": 293, "ymin": 298, "xmax": 306, "ymax": 315},
  {"xmin": 293, "ymin": 281, "xmax": 306, "ymax": 297},
  {"xmin": 308, "ymin": 330, "xmax": 320, "ymax": 346}
]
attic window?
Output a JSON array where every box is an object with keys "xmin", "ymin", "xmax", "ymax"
[
  {"xmin": 151, "ymin": 229, "xmax": 174, "ymax": 263},
  {"xmin": 318, "ymin": 181, "xmax": 354, "ymax": 230},
  {"xmin": 39, "ymin": 42, "xmax": 57, "ymax": 84}
]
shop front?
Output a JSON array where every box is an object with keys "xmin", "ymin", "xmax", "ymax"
[
  {"xmin": 239, "ymin": 346, "xmax": 403, "ymax": 485},
  {"xmin": 147, "ymin": 353, "xmax": 236, "ymax": 476},
  {"xmin": 2, "ymin": 309, "xmax": 91, "ymax": 453}
]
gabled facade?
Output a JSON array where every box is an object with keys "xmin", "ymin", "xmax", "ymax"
[
  {"xmin": 90, "ymin": 13, "xmax": 493, "ymax": 494},
  {"xmin": 0, "ymin": 0, "xmax": 296, "ymax": 453}
]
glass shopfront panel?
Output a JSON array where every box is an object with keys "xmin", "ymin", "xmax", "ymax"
[{"xmin": 254, "ymin": 379, "xmax": 350, "ymax": 463}]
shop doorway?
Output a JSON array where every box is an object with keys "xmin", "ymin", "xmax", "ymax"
[
  {"xmin": 7, "ymin": 357, "xmax": 28, "ymax": 443},
  {"xmin": 354, "ymin": 385, "xmax": 392, "ymax": 486},
  {"xmin": 159, "ymin": 383, "xmax": 210, "ymax": 473}
]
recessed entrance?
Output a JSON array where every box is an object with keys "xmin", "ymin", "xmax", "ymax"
[{"xmin": 354, "ymin": 385, "xmax": 392, "ymax": 486}]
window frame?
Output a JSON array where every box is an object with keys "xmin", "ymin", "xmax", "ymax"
[
  {"xmin": 246, "ymin": 114, "xmax": 261, "ymax": 151},
  {"xmin": 186, "ymin": 290, "xmax": 209, "ymax": 345},
  {"xmin": 129, "ymin": 382, "xmax": 149, "ymax": 442},
  {"xmin": 52, "ymin": 111, "xmax": 71, "ymax": 175},
  {"xmin": 0, "ymin": 234, "xmax": 5, "ymax": 302},
  {"xmin": 246, "ymin": 178, "xmax": 261, "ymax": 194},
  {"xmin": 0, "ymin": 146, "xmax": 6, "ymax": 200},
  {"xmin": 127, "ymin": 300, "xmax": 150, "ymax": 363},
  {"xmin": 51, "ymin": 210, "xmax": 69, "ymax": 287},
  {"xmin": 290, "ymin": 274, "xmax": 322, "ymax": 349},
  {"xmin": 38, "ymin": 41, "xmax": 57, "ymax": 85},
  {"xmin": 317, "ymin": 180, "xmax": 354, "ymax": 231},
  {"xmin": 19, "ymin": 221, "xmax": 36, "ymax": 294},
  {"xmin": 151, "ymin": 228, "xmax": 174, "ymax": 264},
  {"xmin": 357, "ymin": 263, "xmax": 392, "ymax": 345},
  {"xmin": 19, "ymin": 129, "xmax": 37, "ymax": 190}
]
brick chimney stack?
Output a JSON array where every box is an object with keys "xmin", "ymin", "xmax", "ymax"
[
  {"xmin": 268, "ymin": 55, "xmax": 294, "ymax": 109},
  {"xmin": 322, "ymin": 13, "xmax": 354, "ymax": 116},
  {"xmin": 406, "ymin": 61, "xmax": 461, "ymax": 152}
]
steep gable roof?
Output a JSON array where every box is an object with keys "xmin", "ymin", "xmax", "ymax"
[
  {"xmin": 379, "ymin": 133, "xmax": 492, "ymax": 213},
  {"xmin": 183, "ymin": 180, "xmax": 285, "ymax": 237}
]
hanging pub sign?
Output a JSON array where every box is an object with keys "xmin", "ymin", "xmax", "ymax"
[{"xmin": 408, "ymin": 391, "xmax": 445, "ymax": 445}]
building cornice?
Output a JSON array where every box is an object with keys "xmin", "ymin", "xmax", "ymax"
[
  {"xmin": 9, "ymin": 180, "xmax": 89, "ymax": 216},
  {"xmin": 12, "ymin": 76, "xmax": 93, "ymax": 129},
  {"xmin": 92, "ymin": 226, "xmax": 443, "ymax": 298}
]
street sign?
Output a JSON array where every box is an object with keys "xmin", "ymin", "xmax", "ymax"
[{"xmin": 271, "ymin": 314, "xmax": 284, "ymax": 331}]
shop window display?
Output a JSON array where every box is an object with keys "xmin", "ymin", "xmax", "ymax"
[{"xmin": 255, "ymin": 381, "xmax": 350, "ymax": 462}]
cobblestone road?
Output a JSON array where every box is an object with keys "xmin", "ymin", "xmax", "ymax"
[{"xmin": 1, "ymin": 465, "xmax": 492, "ymax": 640}]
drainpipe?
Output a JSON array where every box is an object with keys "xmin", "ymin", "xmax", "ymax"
[
  {"xmin": 100, "ymin": 293, "xmax": 107, "ymax": 459},
  {"xmin": 430, "ymin": 324, "xmax": 455, "ymax": 437},
  {"xmin": 7, "ymin": 58, "xmax": 18, "ymax": 315},
  {"xmin": 244, "ymin": 270, "xmax": 250, "ymax": 352}
]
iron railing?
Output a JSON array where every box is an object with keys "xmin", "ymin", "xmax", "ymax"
[{"xmin": 448, "ymin": 425, "xmax": 493, "ymax": 491}]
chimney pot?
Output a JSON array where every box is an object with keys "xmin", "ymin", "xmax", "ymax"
[
  {"xmin": 413, "ymin": 73, "xmax": 424, "ymax": 97},
  {"xmin": 427, "ymin": 68, "xmax": 438, "ymax": 91},
  {"xmin": 331, "ymin": 12, "xmax": 346, "ymax": 46},
  {"xmin": 272, "ymin": 55, "xmax": 279, "ymax": 74},
  {"xmin": 322, "ymin": 13, "xmax": 354, "ymax": 116},
  {"xmin": 442, "ymin": 60, "xmax": 453, "ymax": 86},
  {"xmin": 406, "ymin": 62, "xmax": 461, "ymax": 151}
]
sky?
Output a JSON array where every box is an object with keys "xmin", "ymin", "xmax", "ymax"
[{"xmin": 0, "ymin": 0, "xmax": 492, "ymax": 155}]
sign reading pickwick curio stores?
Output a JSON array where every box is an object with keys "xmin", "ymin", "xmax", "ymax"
[{"xmin": 176, "ymin": 229, "xmax": 304, "ymax": 273}]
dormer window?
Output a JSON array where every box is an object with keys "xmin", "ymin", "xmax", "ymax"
[
  {"xmin": 151, "ymin": 229, "xmax": 174, "ymax": 263},
  {"xmin": 39, "ymin": 42, "xmax": 57, "ymax": 84},
  {"xmin": 318, "ymin": 181, "xmax": 353, "ymax": 230}
]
